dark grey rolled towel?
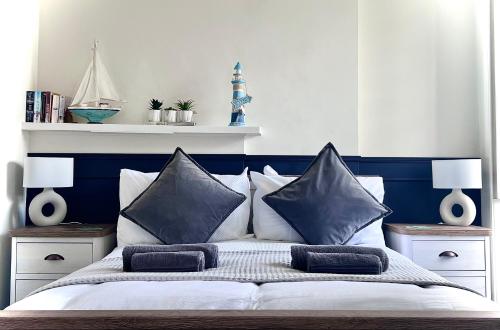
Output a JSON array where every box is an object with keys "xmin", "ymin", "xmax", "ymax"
[
  {"xmin": 122, "ymin": 243, "xmax": 218, "ymax": 272},
  {"xmin": 130, "ymin": 251, "xmax": 205, "ymax": 272},
  {"xmin": 291, "ymin": 245, "xmax": 389, "ymax": 271},
  {"xmin": 306, "ymin": 252, "xmax": 382, "ymax": 275}
]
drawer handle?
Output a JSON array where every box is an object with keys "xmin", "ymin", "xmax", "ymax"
[
  {"xmin": 439, "ymin": 251, "xmax": 459, "ymax": 258},
  {"xmin": 44, "ymin": 254, "xmax": 65, "ymax": 261}
]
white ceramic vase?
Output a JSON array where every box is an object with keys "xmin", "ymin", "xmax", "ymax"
[
  {"xmin": 149, "ymin": 109, "xmax": 162, "ymax": 123},
  {"xmin": 165, "ymin": 110, "xmax": 178, "ymax": 123},
  {"xmin": 179, "ymin": 110, "xmax": 193, "ymax": 123}
]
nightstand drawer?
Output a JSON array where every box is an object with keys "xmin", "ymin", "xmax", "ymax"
[
  {"xmin": 17, "ymin": 243, "xmax": 93, "ymax": 274},
  {"xmin": 412, "ymin": 240, "xmax": 485, "ymax": 271},
  {"xmin": 444, "ymin": 276, "xmax": 486, "ymax": 296},
  {"xmin": 15, "ymin": 279, "xmax": 54, "ymax": 301}
]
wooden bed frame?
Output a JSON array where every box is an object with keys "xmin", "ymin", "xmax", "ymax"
[{"xmin": 1, "ymin": 310, "xmax": 500, "ymax": 329}]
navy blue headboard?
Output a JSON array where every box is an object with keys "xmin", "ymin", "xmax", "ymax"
[{"xmin": 26, "ymin": 153, "xmax": 481, "ymax": 226}]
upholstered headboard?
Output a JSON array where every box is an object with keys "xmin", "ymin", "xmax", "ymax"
[{"xmin": 25, "ymin": 153, "xmax": 481, "ymax": 226}]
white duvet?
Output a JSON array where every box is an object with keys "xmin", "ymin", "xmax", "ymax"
[{"xmin": 7, "ymin": 240, "xmax": 500, "ymax": 311}]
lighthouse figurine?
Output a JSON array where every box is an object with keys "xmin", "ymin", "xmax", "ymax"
[{"xmin": 229, "ymin": 62, "xmax": 252, "ymax": 126}]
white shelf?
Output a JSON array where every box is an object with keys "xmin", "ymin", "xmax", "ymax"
[{"xmin": 22, "ymin": 123, "xmax": 262, "ymax": 136}]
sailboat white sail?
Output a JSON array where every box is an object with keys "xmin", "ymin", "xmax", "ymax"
[
  {"xmin": 70, "ymin": 41, "xmax": 123, "ymax": 108},
  {"xmin": 68, "ymin": 41, "xmax": 123, "ymax": 123}
]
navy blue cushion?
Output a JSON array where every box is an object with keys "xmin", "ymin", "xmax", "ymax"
[
  {"xmin": 120, "ymin": 148, "xmax": 246, "ymax": 244},
  {"xmin": 262, "ymin": 143, "xmax": 392, "ymax": 245}
]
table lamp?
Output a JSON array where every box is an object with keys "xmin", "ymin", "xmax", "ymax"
[
  {"xmin": 23, "ymin": 157, "xmax": 74, "ymax": 226},
  {"xmin": 432, "ymin": 159, "xmax": 482, "ymax": 226}
]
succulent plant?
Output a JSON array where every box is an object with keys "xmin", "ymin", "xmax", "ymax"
[
  {"xmin": 148, "ymin": 98, "xmax": 163, "ymax": 110},
  {"xmin": 174, "ymin": 99, "xmax": 195, "ymax": 111}
]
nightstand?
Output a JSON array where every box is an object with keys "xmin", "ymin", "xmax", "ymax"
[
  {"xmin": 384, "ymin": 223, "xmax": 491, "ymax": 298},
  {"xmin": 9, "ymin": 224, "xmax": 116, "ymax": 303}
]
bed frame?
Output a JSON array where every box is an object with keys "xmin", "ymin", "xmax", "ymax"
[
  {"xmin": 2, "ymin": 153, "xmax": 490, "ymax": 329},
  {"xmin": 1, "ymin": 310, "xmax": 500, "ymax": 329}
]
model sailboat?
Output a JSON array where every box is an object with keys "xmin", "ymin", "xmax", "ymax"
[{"xmin": 68, "ymin": 41, "xmax": 124, "ymax": 123}]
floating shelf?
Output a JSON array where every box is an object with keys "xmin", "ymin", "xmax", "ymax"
[{"xmin": 22, "ymin": 123, "xmax": 262, "ymax": 136}]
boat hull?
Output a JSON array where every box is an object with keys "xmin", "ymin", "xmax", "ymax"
[{"xmin": 69, "ymin": 107, "xmax": 120, "ymax": 124}]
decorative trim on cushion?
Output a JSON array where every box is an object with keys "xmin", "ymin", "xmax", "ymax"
[
  {"xmin": 263, "ymin": 142, "xmax": 392, "ymax": 245},
  {"xmin": 120, "ymin": 147, "xmax": 246, "ymax": 244},
  {"xmin": 117, "ymin": 168, "xmax": 251, "ymax": 246}
]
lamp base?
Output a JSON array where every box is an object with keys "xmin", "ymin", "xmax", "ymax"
[
  {"xmin": 28, "ymin": 188, "xmax": 67, "ymax": 226},
  {"xmin": 439, "ymin": 188, "xmax": 476, "ymax": 226}
]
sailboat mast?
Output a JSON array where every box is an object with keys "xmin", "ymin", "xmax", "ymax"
[{"xmin": 92, "ymin": 40, "xmax": 100, "ymax": 106}]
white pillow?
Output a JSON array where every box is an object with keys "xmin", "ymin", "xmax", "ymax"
[
  {"xmin": 254, "ymin": 166, "xmax": 386, "ymax": 246},
  {"xmin": 250, "ymin": 172, "xmax": 302, "ymax": 242},
  {"xmin": 117, "ymin": 168, "xmax": 251, "ymax": 246}
]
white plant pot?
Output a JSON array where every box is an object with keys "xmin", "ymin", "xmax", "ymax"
[
  {"xmin": 165, "ymin": 110, "xmax": 178, "ymax": 123},
  {"xmin": 149, "ymin": 109, "xmax": 162, "ymax": 123},
  {"xmin": 179, "ymin": 110, "xmax": 193, "ymax": 123}
]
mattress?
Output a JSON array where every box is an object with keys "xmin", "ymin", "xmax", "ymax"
[{"xmin": 7, "ymin": 239, "xmax": 500, "ymax": 311}]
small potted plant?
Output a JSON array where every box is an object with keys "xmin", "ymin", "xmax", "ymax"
[
  {"xmin": 148, "ymin": 98, "xmax": 163, "ymax": 124},
  {"xmin": 164, "ymin": 106, "xmax": 177, "ymax": 124},
  {"xmin": 175, "ymin": 99, "xmax": 195, "ymax": 123}
]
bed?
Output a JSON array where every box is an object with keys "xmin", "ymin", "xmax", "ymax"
[
  {"xmin": 3, "ymin": 238, "xmax": 500, "ymax": 329},
  {"xmin": 6, "ymin": 238, "xmax": 499, "ymax": 312},
  {"xmin": 2, "ymin": 151, "xmax": 500, "ymax": 329}
]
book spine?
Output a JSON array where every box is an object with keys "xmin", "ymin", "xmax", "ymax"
[
  {"xmin": 25, "ymin": 91, "xmax": 35, "ymax": 122},
  {"xmin": 39, "ymin": 92, "xmax": 47, "ymax": 123},
  {"xmin": 43, "ymin": 91, "xmax": 52, "ymax": 123},
  {"xmin": 58, "ymin": 95, "xmax": 66, "ymax": 123},
  {"xmin": 51, "ymin": 94, "xmax": 60, "ymax": 123},
  {"xmin": 33, "ymin": 91, "xmax": 42, "ymax": 123}
]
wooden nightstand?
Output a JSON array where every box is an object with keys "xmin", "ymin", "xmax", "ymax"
[
  {"xmin": 9, "ymin": 224, "xmax": 116, "ymax": 303},
  {"xmin": 384, "ymin": 223, "xmax": 492, "ymax": 298}
]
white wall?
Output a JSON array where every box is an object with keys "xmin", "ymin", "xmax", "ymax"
[
  {"xmin": 35, "ymin": 0, "xmax": 487, "ymax": 157},
  {"xmin": 37, "ymin": 0, "xmax": 358, "ymax": 155},
  {"xmin": 474, "ymin": 0, "xmax": 495, "ymax": 299},
  {"xmin": 0, "ymin": 1, "xmax": 38, "ymax": 308},
  {"xmin": 358, "ymin": 0, "xmax": 482, "ymax": 157},
  {"xmin": 487, "ymin": 0, "xmax": 500, "ymax": 301}
]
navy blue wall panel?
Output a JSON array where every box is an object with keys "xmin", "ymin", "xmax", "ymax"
[
  {"xmin": 26, "ymin": 153, "xmax": 481, "ymax": 226},
  {"xmin": 245, "ymin": 155, "xmax": 360, "ymax": 175},
  {"xmin": 26, "ymin": 153, "xmax": 246, "ymax": 225},
  {"xmin": 357, "ymin": 157, "xmax": 481, "ymax": 225}
]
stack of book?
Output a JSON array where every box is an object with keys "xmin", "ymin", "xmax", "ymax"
[{"xmin": 25, "ymin": 91, "xmax": 68, "ymax": 123}]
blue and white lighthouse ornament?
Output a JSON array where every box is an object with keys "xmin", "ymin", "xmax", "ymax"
[{"xmin": 229, "ymin": 62, "xmax": 252, "ymax": 126}]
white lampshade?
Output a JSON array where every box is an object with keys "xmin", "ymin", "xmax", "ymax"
[
  {"xmin": 23, "ymin": 157, "xmax": 74, "ymax": 188},
  {"xmin": 432, "ymin": 159, "xmax": 482, "ymax": 189}
]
